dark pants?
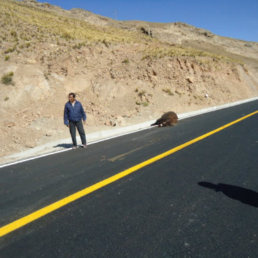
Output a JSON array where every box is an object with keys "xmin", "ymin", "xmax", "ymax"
[{"xmin": 69, "ymin": 120, "xmax": 86, "ymax": 146}]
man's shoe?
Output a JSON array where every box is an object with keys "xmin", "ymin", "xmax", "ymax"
[
  {"xmin": 72, "ymin": 146, "xmax": 78, "ymax": 149},
  {"xmin": 82, "ymin": 144, "xmax": 87, "ymax": 149}
]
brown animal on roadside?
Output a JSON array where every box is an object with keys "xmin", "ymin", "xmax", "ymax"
[{"xmin": 151, "ymin": 111, "xmax": 178, "ymax": 127}]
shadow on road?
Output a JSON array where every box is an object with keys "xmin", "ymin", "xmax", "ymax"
[
  {"xmin": 198, "ymin": 182, "xmax": 258, "ymax": 208},
  {"xmin": 54, "ymin": 143, "xmax": 73, "ymax": 149}
]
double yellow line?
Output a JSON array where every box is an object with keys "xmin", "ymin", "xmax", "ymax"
[{"xmin": 0, "ymin": 110, "xmax": 257, "ymax": 238}]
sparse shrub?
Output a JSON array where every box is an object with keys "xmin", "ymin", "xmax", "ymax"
[
  {"xmin": 102, "ymin": 39, "xmax": 109, "ymax": 47},
  {"xmin": 122, "ymin": 58, "xmax": 129, "ymax": 64},
  {"xmin": 62, "ymin": 32, "xmax": 72, "ymax": 40},
  {"xmin": 10, "ymin": 31, "xmax": 17, "ymax": 37},
  {"xmin": 1, "ymin": 72, "xmax": 14, "ymax": 85},
  {"xmin": 4, "ymin": 55, "xmax": 10, "ymax": 61},
  {"xmin": 138, "ymin": 90, "xmax": 146, "ymax": 98},
  {"xmin": 140, "ymin": 27, "xmax": 152, "ymax": 36},
  {"xmin": 162, "ymin": 88, "xmax": 174, "ymax": 96},
  {"xmin": 4, "ymin": 96, "xmax": 9, "ymax": 101},
  {"xmin": 141, "ymin": 55, "xmax": 150, "ymax": 61},
  {"xmin": 44, "ymin": 3, "xmax": 51, "ymax": 8},
  {"xmin": 244, "ymin": 43, "xmax": 252, "ymax": 48},
  {"xmin": 136, "ymin": 100, "xmax": 149, "ymax": 107},
  {"xmin": 44, "ymin": 72, "xmax": 49, "ymax": 80},
  {"xmin": 72, "ymin": 42, "xmax": 85, "ymax": 49},
  {"xmin": 4, "ymin": 46, "xmax": 16, "ymax": 54},
  {"xmin": 175, "ymin": 90, "xmax": 182, "ymax": 96},
  {"xmin": 21, "ymin": 35, "xmax": 30, "ymax": 41}
]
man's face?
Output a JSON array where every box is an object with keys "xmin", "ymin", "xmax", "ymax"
[{"xmin": 69, "ymin": 95, "xmax": 75, "ymax": 103}]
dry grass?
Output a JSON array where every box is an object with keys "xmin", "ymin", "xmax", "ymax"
[
  {"xmin": 142, "ymin": 45, "xmax": 240, "ymax": 64},
  {"xmin": 0, "ymin": 0, "xmax": 146, "ymax": 44},
  {"xmin": 0, "ymin": 0, "xmax": 241, "ymax": 65}
]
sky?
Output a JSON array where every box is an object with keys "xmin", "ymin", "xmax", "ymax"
[{"xmin": 37, "ymin": 0, "xmax": 258, "ymax": 42}]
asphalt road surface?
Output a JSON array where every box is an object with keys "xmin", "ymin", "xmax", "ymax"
[{"xmin": 0, "ymin": 100, "xmax": 258, "ymax": 258}]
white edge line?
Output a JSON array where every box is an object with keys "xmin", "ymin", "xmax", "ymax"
[
  {"xmin": 0, "ymin": 127, "xmax": 154, "ymax": 169},
  {"xmin": 0, "ymin": 97, "xmax": 257, "ymax": 169}
]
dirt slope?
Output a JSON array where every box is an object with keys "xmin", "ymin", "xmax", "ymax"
[{"xmin": 0, "ymin": 0, "xmax": 257, "ymax": 158}]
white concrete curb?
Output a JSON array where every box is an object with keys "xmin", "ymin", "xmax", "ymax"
[
  {"xmin": 0, "ymin": 97, "xmax": 257, "ymax": 168},
  {"xmin": 178, "ymin": 97, "xmax": 258, "ymax": 120}
]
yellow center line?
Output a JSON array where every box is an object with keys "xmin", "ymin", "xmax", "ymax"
[{"xmin": 0, "ymin": 110, "xmax": 257, "ymax": 238}]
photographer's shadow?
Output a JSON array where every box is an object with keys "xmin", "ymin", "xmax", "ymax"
[{"xmin": 198, "ymin": 182, "xmax": 258, "ymax": 208}]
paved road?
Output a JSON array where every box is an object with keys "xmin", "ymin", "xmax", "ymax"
[{"xmin": 0, "ymin": 100, "xmax": 257, "ymax": 257}]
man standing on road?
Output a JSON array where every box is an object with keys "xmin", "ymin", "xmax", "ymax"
[{"xmin": 64, "ymin": 93, "xmax": 87, "ymax": 149}]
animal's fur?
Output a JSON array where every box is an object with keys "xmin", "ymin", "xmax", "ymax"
[{"xmin": 151, "ymin": 111, "xmax": 178, "ymax": 127}]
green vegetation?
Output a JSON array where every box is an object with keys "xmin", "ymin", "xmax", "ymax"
[
  {"xmin": 135, "ymin": 89, "xmax": 150, "ymax": 107},
  {"xmin": 1, "ymin": 72, "xmax": 14, "ymax": 85},
  {"xmin": 72, "ymin": 42, "xmax": 86, "ymax": 49},
  {"xmin": 4, "ymin": 55, "xmax": 10, "ymax": 61},
  {"xmin": 142, "ymin": 45, "xmax": 239, "ymax": 64},
  {"xmin": 102, "ymin": 39, "xmax": 110, "ymax": 48},
  {"xmin": 162, "ymin": 88, "xmax": 174, "ymax": 96},
  {"xmin": 244, "ymin": 43, "xmax": 252, "ymax": 48},
  {"xmin": 142, "ymin": 102, "xmax": 149, "ymax": 107},
  {"xmin": 10, "ymin": 31, "xmax": 17, "ymax": 37},
  {"xmin": 138, "ymin": 90, "xmax": 146, "ymax": 98},
  {"xmin": 4, "ymin": 46, "xmax": 16, "ymax": 54},
  {"xmin": 135, "ymin": 101, "xmax": 149, "ymax": 107},
  {"xmin": 122, "ymin": 58, "xmax": 129, "ymax": 64},
  {"xmin": 62, "ymin": 32, "xmax": 73, "ymax": 41}
]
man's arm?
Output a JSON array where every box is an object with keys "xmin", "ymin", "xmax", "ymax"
[{"xmin": 64, "ymin": 104, "xmax": 69, "ymax": 126}]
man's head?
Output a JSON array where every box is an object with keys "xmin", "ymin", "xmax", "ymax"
[{"xmin": 68, "ymin": 92, "xmax": 76, "ymax": 103}]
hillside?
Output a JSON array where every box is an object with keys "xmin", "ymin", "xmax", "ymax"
[{"xmin": 0, "ymin": 0, "xmax": 258, "ymax": 159}]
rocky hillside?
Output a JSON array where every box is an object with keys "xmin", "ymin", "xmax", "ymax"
[{"xmin": 0, "ymin": 0, "xmax": 257, "ymax": 158}]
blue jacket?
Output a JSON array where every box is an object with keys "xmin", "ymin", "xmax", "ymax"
[{"xmin": 64, "ymin": 101, "xmax": 86, "ymax": 125}]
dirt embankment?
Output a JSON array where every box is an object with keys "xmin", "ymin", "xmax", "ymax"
[{"xmin": 0, "ymin": 0, "xmax": 257, "ymax": 158}]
